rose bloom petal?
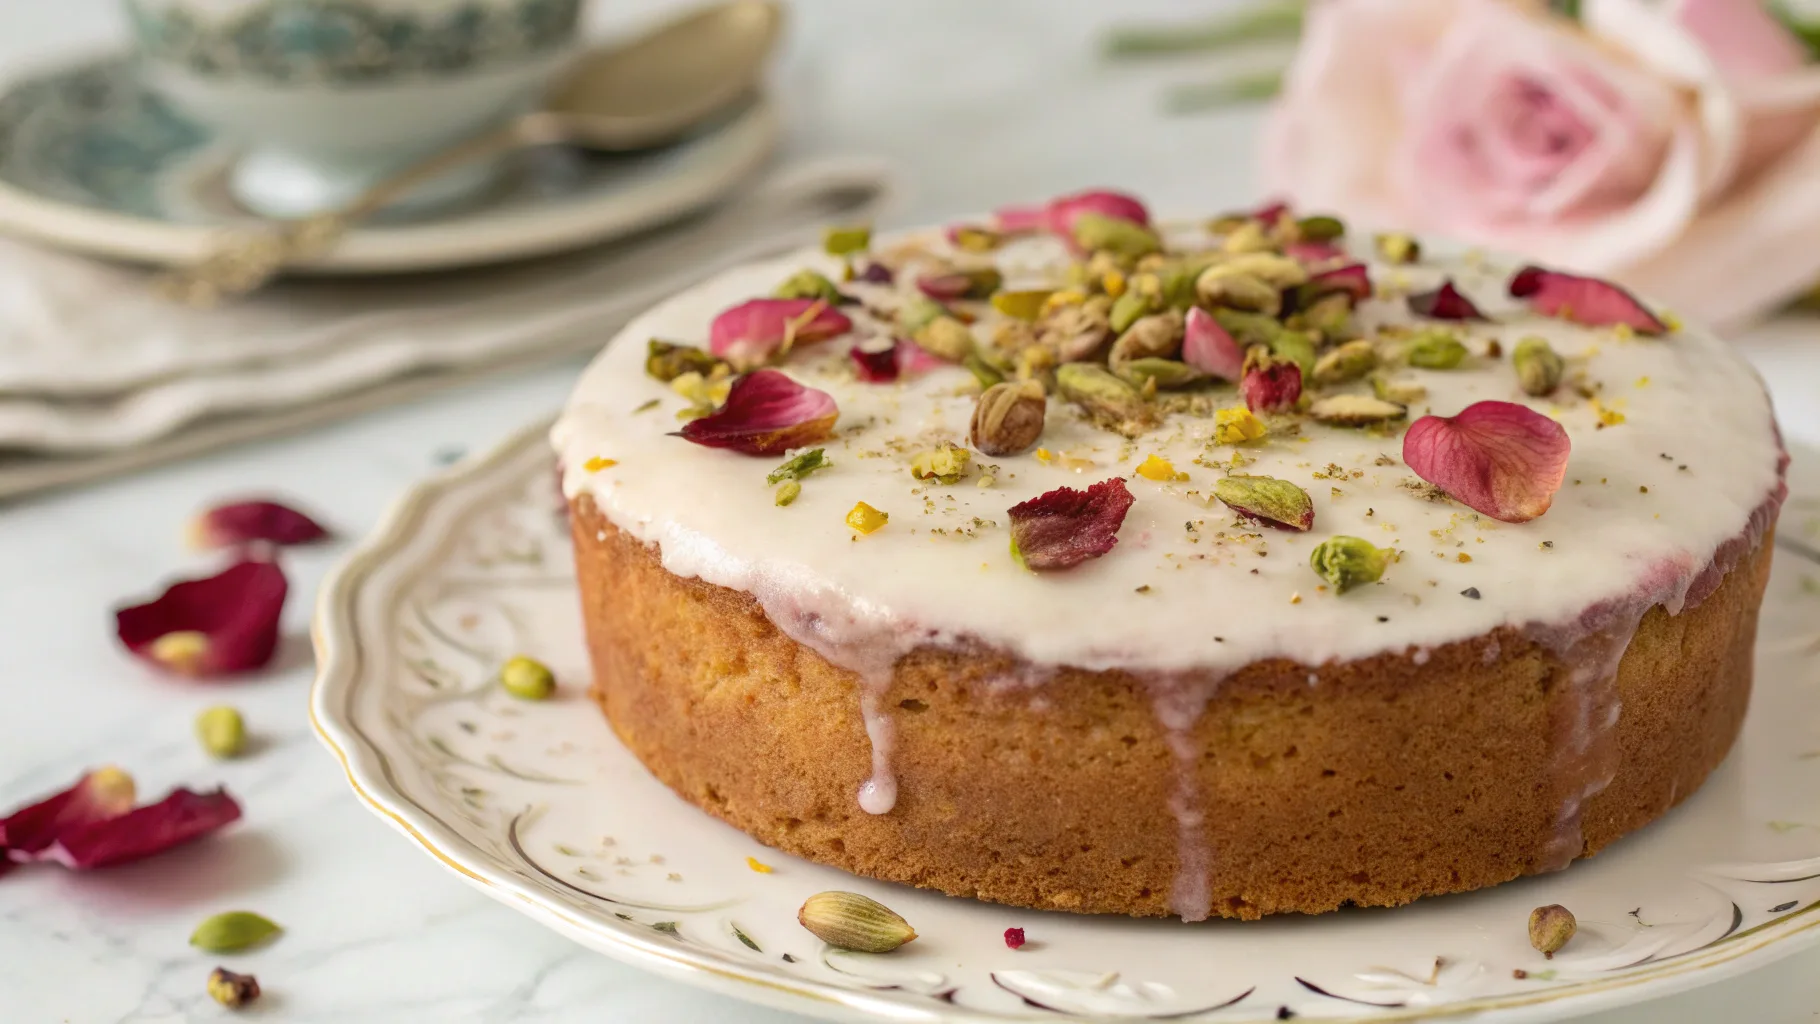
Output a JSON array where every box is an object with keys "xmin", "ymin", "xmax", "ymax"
[
  {"xmin": 42, "ymin": 788, "xmax": 242, "ymax": 870},
  {"xmin": 188, "ymin": 499, "xmax": 330, "ymax": 550},
  {"xmin": 1299, "ymin": 262, "xmax": 1373, "ymax": 307},
  {"xmin": 1509, "ymin": 266, "xmax": 1667, "ymax": 333},
  {"xmin": 1007, "ymin": 478, "xmax": 1136, "ymax": 572},
  {"xmin": 851, "ymin": 342, "xmax": 900, "ymax": 383},
  {"xmin": 1407, "ymin": 279, "xmax": 1489, "ymax": 321},
  {"xmin": 1182, "ymin": 307, "xmax": 1245, "ymax": 381},
  {"xmin": 1242, "ymin": 355, "xmax": 1303, "ymax": 413},
  {"xmin": 1403, "ymin": 400, "xmax": 1571, "ymax": 523},
  {"xmin": 115, "ymin": 559, "xmax": 289, "ymax": 678},
  {"xmin": 708, "ymin": 299, "xmax": 854, "ymax": 368},
  {"xmin": 1, "ymin": 768, "xmax": 137, "ymax": 861},
  {"xmin": 674, "ymin": 369, "xmax": 839, "ymax": 456}
]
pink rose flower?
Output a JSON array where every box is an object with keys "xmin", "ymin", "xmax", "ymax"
[{"xmin": 1264, "ymin": 0, "xmax": 1820, "ymax": 328}]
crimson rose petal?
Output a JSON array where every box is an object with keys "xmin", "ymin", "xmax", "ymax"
[
  {"xmin": 189, "ymin": 499, "xmax": 330, "ymax": 549},
  {"xmin": 115, "ymin": 559, "xmax": 288, "ymax": 677},
  {"xmin": 1404, "ymin": 400, "xmax": 1571, "ymax": 523},
  {"xmin": 1508, "ymin": 266, "xmax": 1667, "ymax": 334},
  {"xmin": 1250, "ymin": 199, "xmax": 1291, "ymax": 224},
  {"xmin": 708, "ymin": 299, "xmax": 854, "ymax": 368},
  {"xmin": 1004, "ymin": 927, "xmax": 1026, "ymax": 950},
  {"xmin": 1007, "ymin": 478, "xmax": 1136, "ymax": 572},
  {"xmin": 675, "ymin": 369, "xmax": 838, "ymax": 456},
  {"xmin": 1299, "ymin": 262, "xmax": 1372, "ymax": 307},
  {"xmin": 1408, "ymin": 280, "xmax": 1489, "ymax": 321},
  {"xmin": 1, "ymin": 768, "xmax": 137, "ymax": 861},
  {"xmin": 1182, "ymin": 307, "xmax": 1244, "ymax": 381},
  {"xmin": 851, "ymin": 342, "xmax": 900, "ymax": 383},
  {"xmin": 43, "ymin": 788, "xmax": 242, "ymax": 870}
]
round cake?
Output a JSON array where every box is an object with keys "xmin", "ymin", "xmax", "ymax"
[{"xmin": 552, "ymin": 192, "xmax": 1785, "ymax": 921}]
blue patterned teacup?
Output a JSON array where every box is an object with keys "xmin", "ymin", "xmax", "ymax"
[{"xmin": 122, "ymin": 0, "xmax": 586, "ymax": 217}]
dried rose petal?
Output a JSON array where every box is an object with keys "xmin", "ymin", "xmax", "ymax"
[
  {"xmin": 1, "ymin": 768, "xmax": 137, "ymax": 861},
  {"xmin": 1005, "ymin": 927, "xmax": 1026, "ymax": 950},
  {"xmin": 1213, "ymin": 475, "xmax": 1315, "ymax": 532},
  {"xmin": 1182, "ymin": 307, "xmax": 1244, "ymax": 382},
  {"xmin": 1404, "ymin": 400, "xmax": 1571, "ymax": 524},
  {"xmin": 1251, "ymin": 199, "xmax": 1291, "ymax": 224},
  {"xmin": 851, "ymin": 342, "xmax": 900, "ymax": 383},
  {"xmin": 115, "ymin": 559, "xmax": 288, "ymax": 678},
  {"xmin": 1508, "ymin": 266, "xmax": 1667, "ymax": 334},
  {"xmin": 995, "ymin": 189, "xmax": 1150, "ymax": 236},
  {"xmin": 1299, "ymin": 263, "xmax": 1372, "ymax": 307},
  {"xmin": 675, "ymin": 369, "xmax": 838, "ymax": 456},
  {"xmin": 43, "ymin": 788, "xmax": 242, "ymax": 870},
  {"xmin": 188, "ymin": 500, "xmax": 329, "ymax": 550},
  {"xmin": 708, "ymin": 299, "xmax": 854, "ymax": 368},
  {"xmin": 1241, "ymin": 351, "xmax": 1303, "ymax": 413},
  {"xmin": 1285, "ymin": 240, "xmax": 1347, "ymax": 266},
  {"xmin": 1408, "ymin": 280, "xmax": 1489, "ymax": 321},
  {"xmin": 897, "ymin": 340, "xmax": 948, "ymax": 375},
  {"xmin": 1007, "ymin": 478, "xmax": 1136, "ymax": 572},
  {"xmin": 915, "ymin": 267, "xmax": 1000, "ymax": 301},
  {"xmin": 856, "ymin": 262, "xmax": 894, "ymax": 285}
]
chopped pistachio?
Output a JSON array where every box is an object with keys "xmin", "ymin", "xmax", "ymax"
[
  {"xmin": 1072, "ymin": 212, "xmax": 1162, "ymax": 260},
  {"xmin": 1108, "ymin": 288, "xmax": 1157, "ymax": 334},
  {"xmin": 207, "ymin": 968, "xmax": 260, "ymax": 1009},
  {"xmin": 1212, "ymin": 308, "xmax": 1287, "ymax": 349},
  {"xmin": 950, "ymin": 225, "xmax": 1003, "ymax": 252},
  {"xmin": 798, "ymin": 891, "xmax": 916, "ymax": 953},
  {"xmin": 822, "ymin": 224, "xmax": 872, "ymax": 256},
  {"xmin": 910, "ymin": 442, "xmax": 973, "ymax": 484},
  {"xmin": 1213, "ymin": 406, "xmax": 1268, "ymax": 444},
  {"xmin": 1370, "ymin": 372, "xmax": 1427, "ymax": 404},
  {"xmin": 1374, "ymin": 233, "xmax": 1421, "ymax": 264},
  {"xmin": 1206, "ymin": 252, "xmax": 1309, "ymax": 289},
  {"xmin": 1529, "ymin": 905, "xmax": 1577, "ymax": 958},
  {"xmin": 774, "ymin": 481, "xmax": 802, "ymax": 507},
  {"xmin": 1297, "ymin": 214, "xmax": 1346, "ymax": 241},
  {"xmin": 991, "ymin": 289, "xmax": 1052, "ymax": 321},
  {"xmin": 1221, "ymin": 220, "xmax": 1273, "ymax": 253},
  {"xmin": 1308, "ymin": 394, "xmax": 1407, "ymax": 427},
  {"xmin": 1313, "ymin": 339, "xmax": 1377, "ymax": 385},
  {"xmin": 1513, "ymin": 336, "xmax": 1565, "ymax": 396},
  {"xmin": 1291, "ymin": 292, "xmax": 1355, "ymax": 342},
  {"xmin": 645, "ymin": 340, "xmax": 727, "ymax": 382},
  {"xmin": 846, "ymin": 502, "xmax": 889, "ymax": 535},
  {"xmin": 913, "ymin": 315, "xmax": 976, "ymax": 362},
  {"xmin": 773, "ymin": 269, "xmax": 843, "ymax": 304},
  {"xmin": 963, "ymin": 351, "xmax": 1005, "ymax": 390},
  {"xmin": 1014, "ymin": 344, "xmax": 1056, "ymax": 384},
  {"xmin": 1057, "ymin": 363, "xmax": 1151, "ymax": 435},
  {"xmin": 767, "ymin": 448, "xmax": 830, "ymax": 485},
  {"xmin": 1212, "ymin": 475, "xmax": 1314, "ymax": 530},
  {"xmin": 1110, "ymin": 310, "xmax": 1185, "ymax": 368},
  {"xmin": 500, "ymin": 655, "xmax": 556, "ymax": 700},
  {"xmin": 1309, "ymin": 536, "xmax": 1392, "ymax": 593},
  {"xmin": 1118, "ymin": 358, "xmax": 1204, "ymax": 391},
  {"xmin": 1267, "ymin": 329, "xmax": 1318, "ymax": 378},
  {"xmin": 971, "ymin": 380, "xmax": 1046, "ymax": 456},
  {"xmin": 1195, "ymin": 271, "xmax": 1281, "ymax": 316},
  {"xmin": 1406, "ymin": 329, "xmax": 1468, "ymax": 369}
]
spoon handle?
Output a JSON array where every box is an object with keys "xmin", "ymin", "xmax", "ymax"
[{"xmin": 158, "ymin": 115, "xmax": 567, "ymax": 307}]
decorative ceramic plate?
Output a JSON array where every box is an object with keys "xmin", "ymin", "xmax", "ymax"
[
  {"xmin": 312, "ymin": 420, "xmax": 1820, "ymax": 1023},
  {"xmin": 0, "ymin": 54, "xmax": 778, "ymax": 273}
]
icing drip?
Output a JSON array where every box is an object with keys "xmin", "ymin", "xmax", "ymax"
[
  {"xmin": 1530, "ymin": 615, "xmax": 1637, "ymax": 870},
  {"xmin": 856, "ymin": 685, "xmax": 898, "ymax": 815},
  {"xmin": 1149, "ymin": 675, "xmax": 1221, "ymax": 922}
]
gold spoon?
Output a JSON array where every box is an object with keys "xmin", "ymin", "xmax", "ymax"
[{"xmin": 161, "ymin": 0, "xmax": 785, "ymax": 306}]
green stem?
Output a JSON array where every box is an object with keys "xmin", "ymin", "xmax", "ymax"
[
  {"xmin": 1103, "ymin": 1, "xmax": 1305, "ymax": 58},
  {"xmin": 1163, "ymin": 72, "xmax": 1285, "ymax": 115}
]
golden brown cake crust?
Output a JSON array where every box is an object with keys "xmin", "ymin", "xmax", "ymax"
[{"xmin": 571, "ymin": 496, "xmax": 1773, "ymax": 919}]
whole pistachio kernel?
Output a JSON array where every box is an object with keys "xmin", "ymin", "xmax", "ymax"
[
  {"xmin": 1406, "ymin": 329, "xmax": 1469, "ymax": 369},
  {"xmin": 1371, "ymin": 372, "xmax": 1427, "ymax": 405},
  {"xmin": 910, "ymin": 442, "xmax": 973, "ymax": 484},
  {"xmin": 1309, "ymin": 536, "xmax": 1393, "ymax": 593},
  {"xmin": 1529, "ymin": 904, "xmax": 1577, "ymax": 958},
  {"xmin": 1196, "ymin": 271, "xmax": 1282, "ymax": 316},
  {"xmin": 773, "ymin": 269, "xmax": 843, "ymax": 304},
  {"xmin": 897, "ymin": 296, "xmax": 945, "ymax": 336},
  {"xmin": 914, "ymin": 316, "xmax": 976, "ymax": 362},
  {"xmin": 1108, "ymin": 288, "xmax": 1157, "ymax": 334},
  {"xmin": 195, "ymin": 706, "xmax": 246, "ymax": 759},
  {"xmin": 191, "ymin": 911, "xmax": 282, "ymax": 953},
  {"xmin": 774, "ymin": 481, "xmax": 802, "ymax": 507},
  {"xmin": 822, "ymin": 224, "xmax": 872, "ymax": 256},
  {"xmin": 1296, "ymin": 214, "xmax": 1346, "ymax": 241},
  {"xmin": 963, "ymin": 351, "xmax": 1005, "ymax": 390},
  {"xmin": 1313, "ymin": 339, "xmax": 1378, "ymax": 385},
  {"xmin": 1057, "ymin": 363, "xmax": 1147, "ymax": 423},
  {"xmin": 1513, "ymin": 336, "xmax": 1566, "ymax": 396},
  {"xmin": 499, "ymin": 655, "xmax": 556, "ymax": 701},
  {"xmin": 971, "ymin": 380, "xmax": 1046, "ymax": 456},
  {"xmin": 1072, "ymin": 212, "xmax": 1162, "ymax": 261},
  {"xmin": 799, "ymin": 891, "xmax": 917, "ymax": 953},
  {"xmin": 1375, "ymin": 233, "xmax": 1422, "ymax": 264},
  {"xmin": 991, "ymin": 289, "xmax": 1052, "ymax": 321},
  {"xmin": 206, "ymin": 968, "xmax": 260, "ymax": 1009},
  {"xmin": 1308, "ymin": 394, "xmax": 1407, "ymax": 427},
  {"xmin": 1110, "ymin": 310, "xmax": 1185, "ymax": 368},
  {"xmin": 1118, "ymin": 358, "xmax": 1204, "ymax": 391},
  {"xmin": 1267, "ymin": 329, "xmax": 1319, "ymax": 378}
]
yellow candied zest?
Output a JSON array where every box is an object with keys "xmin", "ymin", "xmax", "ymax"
[
  {"xmin": 1035, "ymin": 448, "xmax": 1055, "ymax": 464},
  {"xmin": 1634, "ymin": 376, "xmax": 1650, "ymax": 388},
  {"xmin": 1102, "ymin": 270, "xmax": 1127, "ymax": 297},
  {"xmin": 149, "ymin": 631, "xmax": 210, "ymax": 674},
  {"xmin": 846, "ymin": 502, "xmax": 889, "ymax": 535},
  {"xmin": 1457, "ymin": 552, "xmax": 1473, "ymax": 563},
  {"xmin": 1213, "ymin": 407, "xmax": 1267, "ymax": 445},
  {"xmin": 583, "ymin": 456, "xmax": 617, "ymax": 473},
  {"xmin": 1289, "ymin": 591, "xmax": 1303, "ymax": 604},
  {"xmin": 86, "ymin": 766, "xmax": 137, "ymax": 812},
  {"xmin": 1135, "ymin": 454, "xmax": 1188, "ymax": 482},
  {"xmin": 746, "ymin": 856, "xmax": 773, "ymax": 874},
  {"xmin": 1662, "ymin": 311, "xmax": 1684, "ymax": 332}
]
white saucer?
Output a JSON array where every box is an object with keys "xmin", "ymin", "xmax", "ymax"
[
  {"xmin": 0, "ymin": 53, "xmax": 780, "ymax": 274},
  {"xmin": 311, "ymin": 421, "xmax": 1820, "ymax": 1024}
]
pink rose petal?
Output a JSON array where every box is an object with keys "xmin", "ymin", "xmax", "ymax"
[
  {"xmin": 994, "ymin": 189, "xmax": 1151, "ymax": 236},
  {"xmin": 189, "ymin": 499, "xmax": 330, "ymax": 550},
  {"xmin": 1, "ymin": 768, "xmax": 137, "ymax": 861},
  {"xmin": 897, "ymin": 340, "xmax": 948, "ymax": 375},
  {"xmin": 1299, "ymin": 262, "xmax": 1373, "ymax": 307},
  {"xmin": 1182, "ymin": 307, "xmax": 1245, "ymax": 381},
  {"xmin": 115, "ymin": 559, "xmax": 288, "ymax": 678},
  {"xmin": 708, "ymin": 299, "xmax": 854, "ymax": 369},
  {"xmin": 1242, "ymin": 351, "xmax": 1303, "ymax": 413},
  {"xmin": 1509, "ymin": 267, "xmax": 1668, "ymax": 334},
  {"xmin": 1408, "ymin": 279, "xmax": 1489, "ymax": 321},
  {"xmin": 1404, "ymin": 400, "xmax": 1571, "ymax": 523},
  {"xmin": 674, "ymin": 369, "xmax": 838, "ymax": 456},
  {"xmin": 43, "ymin": 788, "xmax": 242, "ymax": 870},
  {"xmin": 1007, "ymin": 478, "xmax": 1136, "ymax": 572}
]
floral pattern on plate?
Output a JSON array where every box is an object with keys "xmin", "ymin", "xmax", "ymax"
[{"xmin": 311, "ymin": 419, "xmax": 1820, "ymax": 1023}]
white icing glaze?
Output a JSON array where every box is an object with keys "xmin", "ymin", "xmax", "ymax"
[{"xmin": 554, "ymin": 226, "xmax": 1783, "ymax": 911}]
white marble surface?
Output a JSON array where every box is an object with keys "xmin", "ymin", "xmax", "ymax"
[{"xmin": 0, "ymin": 2, "xmax": 1816, "ymax": 1021}]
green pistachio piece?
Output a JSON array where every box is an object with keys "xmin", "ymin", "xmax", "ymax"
[
  {"xmin": 774, "ymin": 480, "xmax": 802, "ymax": 507},
  {"xmin": 963, "ymin": 351, "xmax": 1005, "ymax": 390},
  {"xmin": 1370, "ymin": 371, "xmax": 1427, "ymax": 404},
  {"xmin": 822, "ymin": 225, "xmax": 872, "ymax": 256},
  {"xmin": 1291, "ymin": 292, "xmax": 1355, "ymax": 342},
  {"xmin": 1529, "ymin": 904, "xmax": 1577, "ymax": 957},
  {"xmin": 1109, "ymin": 310, "xmax": 1185, "ymax": 368},
  {"xmin": 1108, "ymin": 288, "xmax": 1157, "ymax": 334},
  {"xmin": 1267, "ymin": 329, "xmax": 1318, "ymax": 378},
  {"xmin": 1312, "ymin": 339, "xmax": 1377, "ymax": 385},
  {"xmin": 195, "ymin": 706, "xmax": 246, "ymax": 760},
  {"xmin": 897, "ymin": 296, "xmax": 947, "ymax": 336},
  {"xmin": 798, "ymin": 891, "xmax": 917, "ymax": 953},
  {"xmin": 767, "ymin": 448, "xmax": 829, "ymax": 485},
  {"xmin": 950, "ymin": 225, "xmax": 1003, "ymax": 252},
  {"xmin": 1309, "ymin": 536, "xmax": 1393, "ymax": 593},
  {"xmin": 1296, "ymin": 215, "xmax": 1346, "ymax": 241},
  {"xmin": 1118, "ymin": 358, "xmax": 1205, "ymax": 391},
  {"xmin": 645, "ymin": 340, "xmax": 727, "ymax": 383},
  {"xmin": 1210, "ymin": 308, "xmax": 1286, "ymax": 349},
  {"xmin": 773, "ymin": 269, "xmax": 843, "ymax": 304},
  {"xmin": 991, "ymin": 289, "xmax": 1051, "ymax": 321},
  {"xmin": 1071, "ymin": 212, "xmax": 1162, "ymax": 261},
  {"xmin": 191, "ymin": 911, "xmax": 282, "ymax": 953},
  {"xmin": 1406, "ymin": 329, "xmax": 1468, "ymax": 369},
  {"xmin": 1196, "ymin": 271, "xmax": 1281, "ymax": 316},
  {"xmin": 1212, "ymin": 475, "xmax": 1315, "ymax": 531},
  {"xmin": 1375, "ymin": 233, "xmax": 1421, "ymax": 265},
  {"xmin": 910, "ymin": 442, "xmax": 973, "ymax": 484},
  {"xmin": 1513, "ymin": 336, "xmax": 1565, "ymax": 396},
  {"xmin": 913, "ymin": 316, "xmax": 976, "ymax": 362},
  {"xmin": 1207, "ymin": 252, "xmax": 1308, "ymax": 289},
  {"xmin": 1057, "ymin": 363, "xmax": 1149, "ymax": 430},
  {"xmin": 1307, "ymin": 394, "xmax": 1407, "ymax": 426},
  {"xmin": 499, "ymin": 655, "xmax": 555, "ymax": 701}
]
